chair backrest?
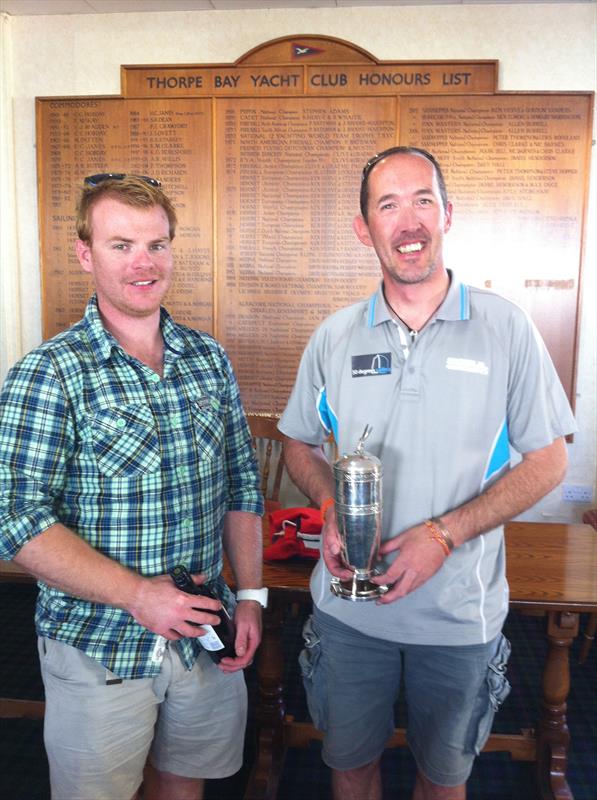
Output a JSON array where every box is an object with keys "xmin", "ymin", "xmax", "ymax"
[
  {"xmin": 582, "ymin": 510, "xmax": 597, "ymax": 531},
  {"xmin": 246, "ymin": 415, "xmax": 285, "ymax": 509}
]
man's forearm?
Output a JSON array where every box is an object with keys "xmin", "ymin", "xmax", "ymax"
[
  {"xmin": 222, "ymin": 510, "xmax": 262, "ymax": 590},
  {"xmin": 374, "ymin": 436, "xmax": 570, "ymax": 602},
  {"xmin": 442, "ymin": 436, "xmax": 568, "ymax": 547},
  {"xmin": 13, "ymin": 523, "xmax": 143, "ymax": 609},
  {"xmin": 283, "ymin": 436, "xmax": 335, "ymax": 507}
]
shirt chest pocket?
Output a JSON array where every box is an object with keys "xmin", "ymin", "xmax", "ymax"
[
  {"xmin": 190, "ymin": 396, "xmax": 226, "ymax": 462},
  {"xmin": 88, "ymin": 405, "xmax": 161, "ymax": 477}
]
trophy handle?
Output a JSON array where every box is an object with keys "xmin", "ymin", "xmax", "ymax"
[{"xmin": 355, "ymin": 425, "xmax": 373, "ymax": 455}]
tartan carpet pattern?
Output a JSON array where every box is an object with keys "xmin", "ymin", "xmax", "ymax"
[{"xmin": 1, "ymin": 583, "xmax": 596, "ymax": 799}]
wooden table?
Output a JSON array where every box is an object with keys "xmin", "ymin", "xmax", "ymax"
[
  {"xmin": 242, "ymin": 521, "xmax": 597, "ymax": 800},
  {"xmin": 3, "ymin": 521, "xmax": 595, "ymax": 798}
]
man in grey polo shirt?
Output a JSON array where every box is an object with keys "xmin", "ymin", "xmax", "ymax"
[{"xmin": 279, "ymin": 146, "xmax": 576, "ymax": 800}]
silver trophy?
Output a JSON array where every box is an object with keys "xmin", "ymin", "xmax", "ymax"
[{"xmin": 330, "ymin": 425, "xmax": 388, "ymax": 601}]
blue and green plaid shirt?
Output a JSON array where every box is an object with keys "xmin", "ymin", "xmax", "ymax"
[{"xmin": 0, "ymin": 297, "xmax": 263, "ymax": 678}]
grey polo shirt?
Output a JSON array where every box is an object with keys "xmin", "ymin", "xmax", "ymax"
[{"xmin": 279, "ymin": 272, "xmax": 577, "ymax": 645}]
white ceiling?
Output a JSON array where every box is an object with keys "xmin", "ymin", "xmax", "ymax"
[{"xmin": 0, "ymin": 0, "xmax": 594, "ymax": 15}]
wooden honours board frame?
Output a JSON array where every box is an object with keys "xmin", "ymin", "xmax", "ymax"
[{"xmin": 36, "ymin": 35, "xmax": 593, "ymax": 414}]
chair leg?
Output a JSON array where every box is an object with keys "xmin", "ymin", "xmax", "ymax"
[
  {"xmin": 579, "ymin": 512, "xmax": 597, "ymax": 664},
  {"xmin": 579, "ymin": 613, "xmax": 597, "ymax": 664}
]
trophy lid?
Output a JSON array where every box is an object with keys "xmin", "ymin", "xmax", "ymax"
[{"xmin": 333, "ymin": 425, "xmax": 382, "ymax": 477}]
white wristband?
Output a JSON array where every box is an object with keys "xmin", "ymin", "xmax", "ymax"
[{"xmin": 236, "ymin": 588, "xmax": 268, "ymax": 608}]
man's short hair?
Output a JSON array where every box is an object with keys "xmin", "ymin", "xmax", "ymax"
[
  {"xmin": 76, "ymin": 174, "xmax": 178, "ymax": 244},
  {"xmin": 359, "ymin": 146, "xmax": 449, "ymax": 222}
]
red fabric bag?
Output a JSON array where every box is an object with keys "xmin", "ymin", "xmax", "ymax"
[{"xmin": 264, "ymin": 507, "xmax": 322, "ymax": 561}]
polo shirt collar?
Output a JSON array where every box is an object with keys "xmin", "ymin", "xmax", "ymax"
[
  {"xmin": 82, "ymin": 295, "xmax": 187, "ymax": 364},
  {"xmin": 366, "ymin": 270, "xmax": 470, "ymax": 329},
  {"xmin": 366, "ymin": 283, "xmax": 393, "ymax": 328},
  {"xmin": 437, "ymin": 271, "xmax": 471, "ymax": 322}
]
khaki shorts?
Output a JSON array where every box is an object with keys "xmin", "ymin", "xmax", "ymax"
[{"xmin": 39, "ymin": 637, "xmax": 247, "ymax": 800}]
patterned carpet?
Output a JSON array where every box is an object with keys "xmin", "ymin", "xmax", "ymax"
[{"xmin": 1, "ymin": 582, "xmax": 595, "ymax": 799}]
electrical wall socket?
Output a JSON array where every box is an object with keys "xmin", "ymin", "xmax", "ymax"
[{"xmin": 562, "ymin": 484, "xmax": 593, "ymax": 503}]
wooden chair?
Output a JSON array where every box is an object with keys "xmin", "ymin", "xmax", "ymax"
[
  {"xmin": 246, "ymin": 414, "xmax": 313, "ymax": 619},
  {"xmin": 246, "ymin": 413, "xmax": 332, "ymax": 511},
  {"xmin": 246, "ymin": 414, "xmax": 286, "ymax": 513},
  {"xmin": 579, "ymin": 509, "xmax": 597, "ymax": 663}
]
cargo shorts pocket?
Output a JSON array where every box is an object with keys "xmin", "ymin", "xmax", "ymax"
[
  {"xmin": 298, "ymin": 615, "xmax": 328, "ymax": 731},
  {"xmin": 468, "ymin": 633, "xmax": 512, "ymax": 755}
]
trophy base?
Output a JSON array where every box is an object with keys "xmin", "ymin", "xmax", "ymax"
[{"xmin": 330, "ymin": 573, "xmax": 389, "ymax": 602}]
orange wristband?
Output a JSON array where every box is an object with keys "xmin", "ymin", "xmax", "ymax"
[
  {"xmin": 320, "ymin": 497, "xmax": 335, "ymax": 521},
  {"xmin": 424, "ymin": 518, "xmax": 454, "ymax": 557},
  {"xmin": 431, "ymin": 516, "xmax": 455, "ymax": 551},
  {"xmin": 427, "ymin": 532, "xmax": 451, "ymax": 557}
]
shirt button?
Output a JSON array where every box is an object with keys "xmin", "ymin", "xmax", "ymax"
[
  {"xmin": 116, "ymin": 418, "xmax": 126, "ymax": 429},
  {"xmin": 171, "ymin": 415, "xmax": 182, "ymax": 427},
  {"xmin": 182, "ymin": 518, "xmax": 192, "ymax": 529},
  {"xmin": 177, "ymin": 466, "xmax": 187, "ymax": 478},
  {"xmin": 150, "ymin": 373, "xmax": 160, "ymax": 384}
]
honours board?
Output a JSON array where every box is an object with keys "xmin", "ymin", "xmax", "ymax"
[
  {"xmin": 37, "ymin": 97, "xmax": 214, "ymax": 334},
  {"xmin": 36, "ymin": 35, "xmax": 593, "ymax": 414}
]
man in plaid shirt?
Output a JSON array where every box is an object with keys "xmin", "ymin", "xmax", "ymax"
[{"xmin": 0, "ymin": 175, "xmax": 265, "ymax": 800}]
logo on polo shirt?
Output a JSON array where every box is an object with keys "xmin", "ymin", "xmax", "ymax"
[
  {"xmin": 351, "ymin": 353, "xmax": 392, "ymax": 378},
  {"xmin": 445, "ymin": 357, "xmax": 489, "ymax": 376}
]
